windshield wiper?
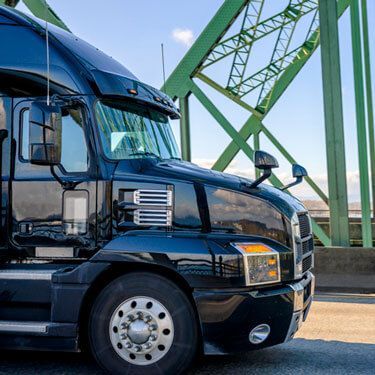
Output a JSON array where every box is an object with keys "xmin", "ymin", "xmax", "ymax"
[
  {"xmin": 167, "ymin": 157, "xmax": 182, "ymax": 160},
  {"xmin": 129, "ymin": 151, "xmax": 161, "ymax": 159}
]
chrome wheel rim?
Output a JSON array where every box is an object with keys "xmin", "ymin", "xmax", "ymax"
[{"xmin": 109, "ymin": 296, "xmax": 174, "ymax": 366}]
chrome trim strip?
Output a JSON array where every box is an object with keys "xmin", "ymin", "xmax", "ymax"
[
  {"xmin": 284, "ymin": 272, "xmax": 314, "ymax": 342},
  {"xmin": 284, "ymin": 311, "xmax": 303, "ymax": 342},
  {"xmin": 35, "ymin": 247, "xmax": 74, "ymax": 258},
  {"xmin": 0, "ymin": 321, "xmax": 48, "ymax": 333},
  {"xmin": 134, "ymin": 209, "xmax": 172, "ymax": 226},
  {"xmin": 133, "ymin": 189, "xmax": 173, "ymax": 207},
  {"xmin": 0, "ymin": 270, "xmax": 54, "ymax": 280}
]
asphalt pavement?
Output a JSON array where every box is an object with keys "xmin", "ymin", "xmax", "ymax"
[{"xmin": 0, "ymin": 293, "xmax": 373, "ymax": 374}]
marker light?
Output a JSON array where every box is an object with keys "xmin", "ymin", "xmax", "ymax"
[
  {"xmin": 233, "ymin": 243, "xmax": 281, "ymax": 286},
  {"xmin": 127, "ymin": 89, "xmax": 138, "ymax": 95},
  {"xmin": 236, "ymin": 244, "xmax": 273, "ymax": 254}
]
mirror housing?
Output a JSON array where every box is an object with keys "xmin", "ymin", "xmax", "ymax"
[
  {"xmin": 292, "ymin": 164, "xmax": 308, "ymax": 178},
  {"xmin": 29, "ymin": 101, "xmax": 62, "ymax": 165},
  {"xmin": 248, "ymin": 151, "xmax": 279, "ymax": 188},
  {"xmin": 281, "ymin": 164, "xmax": 308, "ymax": 191},
  {"xmin": 254, "ymin": 150, "xmax": 279, "ymax": 170}
]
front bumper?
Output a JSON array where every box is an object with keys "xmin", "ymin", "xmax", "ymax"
[{"xmin": 193, "ymin": 271, "xmax": 315, "ymax": 355}]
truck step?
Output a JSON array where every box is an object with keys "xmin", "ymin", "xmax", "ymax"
[
  {"xmin": 0, "ymin": 266, "xmax": 74, "ymax": 322},
  {"xmin": 0, "ymin": 321, "xmax": 77, "ymax": 336},
  {"xmin": 0, "ymin": 321, "xmax": 48, "ymax": 333},
  {"xmin": 0, "ymin": 269, "xmax": 54, "ymax": 280}
]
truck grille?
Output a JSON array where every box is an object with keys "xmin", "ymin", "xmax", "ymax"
[
  {"xmin": 302, "ymin": 237, "xmax": 314, "ymax": 255},
  {"xmin": 303, "ymin": 254, "xmax": 313, "ymax": 273},
  {"xmin": 294, "ymin": 212, "xmax": 314, "ymax": 276},
  {"xmin": 298, "ymin": 213, "xmax": 311, "ymax": 238},
  {"xmin": 133, "ymin": 190, "xmax": 172, "ymax": 206}
]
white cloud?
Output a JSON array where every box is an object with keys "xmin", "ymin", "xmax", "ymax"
[
  {"xmin": 193, "ymin": 158, "xmax": 255, "ymax": 179},
  {"xmin": 192, "ymin": 158, "xmax": 361, "ymax": 202},
  {"xmin": 172, "ymin": 28, "xmax": 194, "ymax": 47}
]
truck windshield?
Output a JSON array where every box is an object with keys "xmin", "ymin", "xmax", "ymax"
[{"xmin": 95, "ymin": 100, "xmax": 180, "ymax": 160}]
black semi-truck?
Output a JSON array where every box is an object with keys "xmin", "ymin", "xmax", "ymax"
[{"xmin": 0, "ymin": 6, "xmax": 315, "ymax": 375}]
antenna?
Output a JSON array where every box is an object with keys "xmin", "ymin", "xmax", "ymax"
[
  {"xmin": 161, "ymin": 43, "xmax": 166, "ymax": 91},
  {"xmin": 45, "ymin": 5, "xmax": 50, "ymax": 106}
]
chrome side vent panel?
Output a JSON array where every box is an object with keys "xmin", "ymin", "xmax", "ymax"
[
  {"xmin": 134, "ymin": 209, "xmax": 172, "ymax": 226},
  {"xmin": 133, "ymin": 189, "xmax": 173, "ymax": 206}
]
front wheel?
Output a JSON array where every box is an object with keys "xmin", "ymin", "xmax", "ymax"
[{"xmin": 88, "ymin": 272, "xmax": 198, "ymax": 375}]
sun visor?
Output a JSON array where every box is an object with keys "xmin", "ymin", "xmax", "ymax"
[{"xmin": 91, "ymin": 70, "xmax": 180, "ymax": 119}]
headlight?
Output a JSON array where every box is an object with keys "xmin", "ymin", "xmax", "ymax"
[{"xmin": 233, "ymin": 243, "xmax": 281, "ymax": 286}]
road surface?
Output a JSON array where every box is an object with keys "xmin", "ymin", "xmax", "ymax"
[{"xmin": 0, "ymin": 293, "xmax": 373, "ymax": 374}]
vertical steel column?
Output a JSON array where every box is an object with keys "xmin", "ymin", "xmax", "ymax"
[
  {"xmin": 361, "ymin": 0, "xmax": 375, "ymax": 217},
  {"xmin": 350, "ymin": 0, "xmax": 373, "ymax": 247},
  {"xmin": 319, "ymin": 0, "xmax": 350, "ymax": 246},
  {"xmin": 179, "ymin": 96, "xmax": 191, "ymax": 161}
]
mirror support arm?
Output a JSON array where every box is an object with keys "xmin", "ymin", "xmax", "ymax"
[
  {"xmin": 281, "ymin": 176, "xmax": 303, "ymax": 191},
  {"xmin": 249, "ymin": 168, "xmax": 272, "ymax": 188},
  {"xmin": 50, "ymin": 165, "xmax": 79, "ymax": 190}
]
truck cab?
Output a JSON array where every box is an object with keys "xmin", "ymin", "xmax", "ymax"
[{"xmin": 0, "ymin": 6, "xmax": 314, "ymax": 375}]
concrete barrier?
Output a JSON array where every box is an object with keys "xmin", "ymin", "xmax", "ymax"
[{"xmin": 314, "ymin": 247, "xmax": 375, "ymax": 293}]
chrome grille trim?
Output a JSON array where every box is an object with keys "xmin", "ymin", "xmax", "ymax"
[
  {"xmin": 298, "ymin": 213, "xmax": 311, "ymax": 238},
  {"xmin": 134, "ymin": 209, "xmax": 172, "ymax": 226},
  {"xmin": 133, "ymin": 189, "xmax": 173, "ymax": 207},
  {"xmin": 302, "ymin": 254, "xmax": 313, "ymax": 273},
  {"xmin": 292, "ymin": 212, "xmax": 314, "ymax": 278}
]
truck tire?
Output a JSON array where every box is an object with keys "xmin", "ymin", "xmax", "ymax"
[{"xmin": 88, "ymin": 271, "xmax": 198, "ymax": 375}]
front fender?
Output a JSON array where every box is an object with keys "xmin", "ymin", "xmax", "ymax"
[{"xmin": 91, "ymin": 232, "xmax": 246, "ymax": 288}]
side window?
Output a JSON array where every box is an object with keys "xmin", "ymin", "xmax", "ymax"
[{"xmin": 21, "ymin": 107, "xmax": 89, "ymax": 173}]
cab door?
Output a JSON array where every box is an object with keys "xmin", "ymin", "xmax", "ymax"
[{"xmin": 11, "ymin": 99, "xmax": 97, "ymax": 257}]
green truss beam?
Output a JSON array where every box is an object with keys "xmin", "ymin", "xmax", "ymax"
[
  {"xmin": 1, "ymin": 0, "xmax": 70, "ymax": 31},
  {"xmin": 361, "ymin": 0, "xmax": 375, "ymax": 217},
  {"xmin": 319, "ymin": 0, "xmax": 350, "ymax": 246},
  {"xmin": 163, "ymin": 0, "xmax": 248, "ymax": 98},
  {"xmin": 227, "ymin": 0, "xmax": 264, "ymax": 93},
  {"xmin": 202, "ymin": 0, "xmax": 318, "ymax": 70},
  {"xmin": 165, "ymin": 0, "xmax": 351, "ymax": 246},
  {"xmin": 255, "ymin": 1, "xmax": 308, "ymax": 111},
  {"xmin": 23, "ymin": 0, "xmax": 69, "ymax": 30},
  {"xmin": 350, "ymin": 0, "xmax": 372, "ymax": 247}
]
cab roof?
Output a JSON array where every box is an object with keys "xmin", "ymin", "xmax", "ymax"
[{"xmin": 0, "ymin": 5, "xmax": 179, "ymax": 118}]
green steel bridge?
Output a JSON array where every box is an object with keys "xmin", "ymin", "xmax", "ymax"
[{"xmin": 2, "ymin": 0, "xmax": 374, "ymax": 248}]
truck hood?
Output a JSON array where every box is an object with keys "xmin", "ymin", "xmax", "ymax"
[{"xmin": 113, "ymin": 159, "xmax": 306, "ymax": 219}]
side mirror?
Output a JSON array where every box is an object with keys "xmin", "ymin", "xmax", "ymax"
[
  {"xmin": 249, "ymin": 151, "xmax": 279, "ymax": 188},
  {"xmin": 281, "ymin": 164, "xmax": 308, "ymax": 191},
  {"xmin": 254, "ymin": 150, "xmax": 279, "ymax": 170},
  {"xmin": 292, "ymin": 164, "xmax": 308, "ymax": 178},
  {"xmin": 29, "ymin": 101, "xmax": 62, "ymax": 165}
]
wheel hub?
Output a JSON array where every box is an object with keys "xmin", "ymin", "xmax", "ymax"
[
  {"xmin": 109, "ymin": 296, "xmax": 174, "ymax": 366},
  {"xmin": 127, "ymin": 319, "xmax": 151, "ymax": 344}
]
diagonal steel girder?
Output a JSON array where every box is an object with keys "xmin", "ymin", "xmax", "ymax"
[
  {"xmin": 255, "ymin": 1, "xmax": 313, "ymax": 112},
  {"xmin": 227, "ymin": 0, "xmax": 264, "ymax": 93},
  {"xmin": 0, "ymin": 0, "xmax": 70, "ymax": 31},
  {"xmin": 164, "ymin": 0, "xmax": 351, "ymax": 246},
  {"xmin": 202, "ymin": 0, "xmax": 318, "ymax": 70},
  {"xmin": 190, "ymin": 77, "xmax": 330, "ymax": 245},
  {"xmin": 210, "ymin": 0, "xmax": 349, "ymax": 173}
]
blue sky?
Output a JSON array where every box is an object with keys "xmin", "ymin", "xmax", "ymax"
[{"xmin": 17, "ymin": 0, "xmax": 375, "ymax": 202}]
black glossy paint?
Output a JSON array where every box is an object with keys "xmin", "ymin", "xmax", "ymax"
[{"xmin": 0, "ymin": 5, "xmax": 314, "ymax": 356}]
